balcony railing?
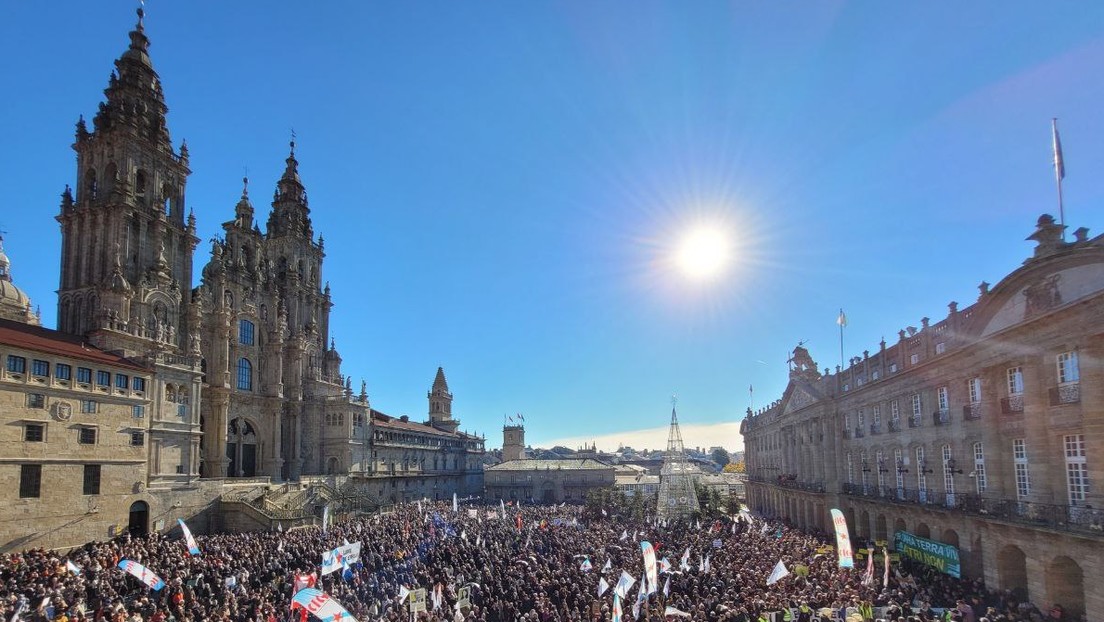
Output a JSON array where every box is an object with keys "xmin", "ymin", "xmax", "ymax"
[
  {"xmin": 1001, "ymin": 394, "xmax": 1025, "ymax": 415},
  {"xmin": 888, "ymin": 419, "xmax": 901, "ymax": 432},
  {"xmin": 908, "ymin": 414, "xmax": 922, "ymax": 428},
  {"xmin": 933, "ymin": 410, "xmax": 950, "ymax": 426},
  {"xmin": 1050, "ymin": 383, "xmax": 1081, "ymax": 406},
  {"xmin": 842, "ymin": 429, "xmax": 852, "ymax": 439},
  {"xmin": 839, "ymin": 486, "xmax": 1104, "ymax": 536},
  {"xmin": 749, "ymin": 474, "xmax": 825, "ymax": 493},
  {"xmin": 854, "ymin": 427, "xmax": 865, "ymax": 438},
  {"xmin": 963, "ymin": 403, "xmax": 981, "ymax": 420},
  {"xmin": 869, "ymin": 423, "xmax": 881, "ymax": 435}
]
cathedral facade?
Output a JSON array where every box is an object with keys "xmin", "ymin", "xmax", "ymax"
[{"xmin": 0, "ymin": 9, "xmax": 483, "ymax": 552}]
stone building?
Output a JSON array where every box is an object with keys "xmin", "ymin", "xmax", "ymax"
[
  {"xmin": 484, "ymin": 424, "xmax": 615, "ymax": 503},
  {"xmin": 0, "ymin": 9, "xmax": 483, "ymax": 552},
  {"xmin": 741, "ymin": 215, "xmax": 1104, "ymax": 619}
]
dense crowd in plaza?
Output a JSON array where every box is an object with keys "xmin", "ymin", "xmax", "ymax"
[{"xmin": 0, "ymin": 502, "xmax": 1079, "ymax": 622}]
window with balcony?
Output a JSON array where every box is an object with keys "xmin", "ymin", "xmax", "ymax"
[
  {"xmin": 133, "ymin": 377, "xmax": 146, "ymax": 392},
  {"xmin": 1013, "ymin": 439, "xmax": 1030, "ymax": 500},
  {"xmin": 916, "ymin": 446, "xmax": 928, "ymax": 502},
  {"xmin": 973, "ymin": 442, "xmax": 987, "ymax": 494},
  {"xmin": 942, "ymin": 444, "xmax": 955, "ymax": 506},
  {"xmin": 847, "ymin": 453, "xmax": 853, "ymax": 485},
  {"xmin": 1064, "ymin": 434, "xmax": 1088, "ymax": 505},
  {"xmin": 876, "ymin": 449, "xmax": 886, "ymax": 492},
  {"xmin": 1058, "ymin": 351, "xmax": 1079, "ymax": 384},
  {"xmin": 937, "ymin": 386, "xmax": 948, "ymax": 411},
  {"xmin": 131, "ymin": 431, "xmax": 145, "ymax": 447},
  {"xmin": 1007, "ymin": 367, "xmax": 1024, "ymax": 395},
  {"xmin": 894, "ymin": 448, "xmax": 905, "ymax": 498},
  {"xmin": 968, "ymin": 378, "xmax": 982, "ymax": 404}
]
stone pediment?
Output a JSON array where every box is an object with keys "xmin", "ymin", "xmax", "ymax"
[{"xmin": 781, "ymin": 383, "xmax": 822, "ymax": 416}]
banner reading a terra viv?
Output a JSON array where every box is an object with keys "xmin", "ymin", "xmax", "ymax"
[{"xmin": 894, "ymin": 530, "xmax": 960, "ymax": 578}]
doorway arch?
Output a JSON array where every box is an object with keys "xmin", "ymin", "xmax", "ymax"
[
  {"xmin": 915, "ymin": 522, "xmax": 930, "ymax": 538},
  {"xmin": 875, "ymin": 514, "xmax": 888, "ymax": 542},
  {"xmin": 1046, "ymin": 556, "xmax": 1084, "ymax": 618},
  {"xmin": 997, "ymin": 545, "xmax": 1028, "ymax": 594},
  {"xmin": 128, "ymin": 501, "xmax": 149, "ymax": 537},
  {"xmin": 226, "ymin": 417, "xmax": 258, "ymax": 477}
]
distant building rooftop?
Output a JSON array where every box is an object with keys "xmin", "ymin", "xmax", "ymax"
[{"xmin": 485, "ymin": 458, "xmax": 613, "ymax": 471}]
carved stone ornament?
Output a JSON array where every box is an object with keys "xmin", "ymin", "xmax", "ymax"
[
  {"xmin": 54, "ymin": 401, "xmax": 73, "ymax": 421},
  {"xmin": 1023, "ymin": 273, "xmax": 1062, "ymax": 319}
]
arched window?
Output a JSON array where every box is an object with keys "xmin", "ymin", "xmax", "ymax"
[
  {"xmin": 84, "ymin": 169, "xmax": 98, "ymax": 201},
  {"xmin": 236, "ymin": 358, "xmax": 252, "ymax": 391},
  {"xmin": 239, "ymin": 319, "xmax": 255, "ymax": 346},
  {"xmin": 162, "ymin": 184, "xmax": 173, "ymax": 215},
  {"xmin": 166, "ymin": 385, "xmax": 176, "ymax": 403},
  {"xmin": 135, "ymin": 170, "xmax": 147, "ymax": 195}
]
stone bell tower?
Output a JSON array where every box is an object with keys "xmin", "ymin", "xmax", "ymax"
[{"xmin": 57, "ymin": 6, "xmax": 198, "ymax": 357}]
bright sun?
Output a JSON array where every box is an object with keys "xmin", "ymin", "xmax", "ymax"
[{"xmin": 674, "ymin": 225, "xmax": 731, "ymax": 281}]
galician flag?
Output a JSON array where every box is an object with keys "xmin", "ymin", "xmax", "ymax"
[
  {"xmin": 612, "ymin": 594, "xmax": 622, "ymax": 622},
  {"xmin": 602, "ymin": 558, "xmax": 612, "ymax": 573},
  {"xmin": 837, "ymin": 308, "xmax": 847, "ymax": 327},
  {"xmin": 580, "ymin": 556, "xmax": 593, "ymax": 572},
  {"xmin": 766, "ymin": 560, "xmax": 790, "ymax": 585},
  {"xmin": 640, "ymin": 542, "xmax": 658, "ymax": 595},
  {"xmin": 65, "ymin": 560, "xmax": 81, "ymax": 576},
  {"xmin": 614, "ymin": 571, "xmax": 635, "ymax": 599},
  {"xmin": 598, "ymin": 577, "xmax": 610, "ymax": 597}
]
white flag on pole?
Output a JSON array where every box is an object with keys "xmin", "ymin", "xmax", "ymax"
[
  {"xmin": 766, "ymin": 560, "xmax": 790, "ymax": 585},
  {"xmin": 664, "ymin": 606, "xmax": 691, "ymax": 617},
  {"xmin": 453, "ymin": 493, "xmax": 458, "ymax": 513},
  {"xmin": 614, "ymin": 571, "xmax": 635, "ymax": 599},
  {"xmin": 597, "ymin": 577, "xmax": 610, "ymax": 597}
]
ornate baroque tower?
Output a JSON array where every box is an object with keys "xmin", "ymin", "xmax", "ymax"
[
  {"xmin": 53, "ymin": 8, "xmax": 203, "ymax": 486},
  {"xmin": 57, "ymin": 7, "xmax": 198, "ymax": 355},
  {"xmin": 502, "ymin": 423, "xmax": 525, "ymax": 462},
  {"xmin": 428, "ymin": 367, "xmax": 460, "ymax": 433},
  {"xmin": 657, "ymin": 402, "xmax": 699, "ymax": 520}
]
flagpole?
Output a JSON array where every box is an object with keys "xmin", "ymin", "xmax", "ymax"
[
  {"xmin": 838, "ymin": 308, "xmax": 846, "ymax": 372},
  {"xmin": 1053, "ymin": 118, "xmax": 1066, "ymax": 238}
]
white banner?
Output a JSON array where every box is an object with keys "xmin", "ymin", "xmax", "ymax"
[{"xmin": 321, "ymin": 542, "xmax": 362, "ymax": 575}]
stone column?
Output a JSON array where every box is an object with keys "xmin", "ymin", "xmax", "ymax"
[{"xmin": 1021, "ymin": 359, "xmax": 1055, "ymax": 504}]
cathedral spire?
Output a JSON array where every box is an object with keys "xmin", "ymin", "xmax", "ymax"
[
  {"xmin": 234, "ymin": 176, "xmax": 254, "ymax": 227},
  {"xmin": 266, "ymin": 139, "xmax": 313, "ymax": 239}
]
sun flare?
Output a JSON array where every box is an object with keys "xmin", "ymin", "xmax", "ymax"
[{"xmin": 674, "ymin": 225, "xmax": 731, "ymax": 281}]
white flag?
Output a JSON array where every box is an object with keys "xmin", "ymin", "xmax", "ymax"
[
  {"xmin": 453, "ymin": 493, "xmax": 458, "ymax": 513},
  {"xmin": 679, "ymin": 548, "xmax": 690, "ymax": 572},
  {"xmin": 663, "ymin": 576, "xmax": 670, "ymax": 598},
  {"xmin": 614, "ymin": 571, "xmax": 636, "ymax": 599},
  {"xmin": 397, "ymin": 585, "xmax": 410, "ymax": 602},
  {"xmin": 322, "ymin": 505, "xmax": 331, "ymax": 533},
  {"xmin": 65, "ymin": 560, "xmax": 81, "ymax": 576},
  {"xmin": 766, "ymin": 560, "xmax": 790, "ymax": 585},
  {"xmin": 704, "ymin": 554, "xmax": 711, "ymax": 574},
  {"xmin": 602, "ymin": 558, "xmax": 612, "ymax": 573},
  {"xmin": 501, "ymin": 499, "xmax": 506, "ymax": 519},
  {"xmin": 598, "ymin": 577, "xmax": 610, "ymax": 597},
  {"xmin": 619, "ymin": 530, "xmax": 628, "ymax": 541},
  {"xmin": 664, "ymin": 606, "xmax": 691, "ymax": 617}
]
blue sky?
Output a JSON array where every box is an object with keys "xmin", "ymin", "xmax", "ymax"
[{"xmin": 3, "ymin": 3, "xmax": 1103, "ymax": 453}]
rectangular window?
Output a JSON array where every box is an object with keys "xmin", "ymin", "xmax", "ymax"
[
  {"xmin": 133, "ymin": 377, "xmax": 146, "ymax": 392},
  {"xmin": 1007, "ymin": 367, "xmax": 1024, "ymax": 396},
  {"xmin": 937, "ymin": 386, "xmax": 949, "ymax": 411},
  {"xmin": 872, "ymin": 370, "xmax": 880, "ymax": 381},
  {"xmin": 19, "ymin": 464, "xmax": 41, "ymax": 498},
  {"xmin": 131, "ymin": 431, "xmax": 145, "ymax": 447},
  {"xmin": 860, "ymin": 451, "xmax": 869, "ymax": 491},
  {"xmin": 80, "ymin": 400, "xmax": 97, "ymax": 414},
  {"xmin": 889, "ymin": 363, "xmax": 898, "ymax": 373},
  {"xmin": 911, "ymin": 393, "xmax": 922, "ymax": 417},
  {"xmin": 916, "ymin": 446, "xmax": 928, "ymax": 501},
  {"xmin": 31, "ymin": 360, "xmax": 49, "ymax": 376},
  {"xmin": 95, "ymin": 371, "xmax": 110, "ymax": 387},
  {"xmin": 1065, "ymin": 434, "xmax": 1088, "ymax": 504},
  {"xmin": 876, "ymin": 450, "xmax": 886, "ymax": 491},
  {"xmin": 1058, "ymin": 351, "xmax": 1080, "ymax": 384},
  {"xmin": 133, "ymin": 405, "xmax": 145, "ymax": 418},
  {"xmin": 1013, "ymin": 439, "xmax": 1030, "ymax": 499},
  {"xmin": 968, "ymin": 378, "xmax": 982, "ymax": 404},
  {"xmin": 894, "ymin": 448, "xmax": 904, "ymax": 498},
  {"xmin": 26, "ymin": 393, "xmax": 45, "ymax": 409},
  {"xmin": 942, "ymin": 444, "xmax": 955, "ymax": 503},
  {"xmin": 83, "ymin": 465, "xmax": 101, "ymax": 495},
  {"xmin": 24, "ymin": 424, "xmax": 44, "ymax": 442},
  {"xmin": 55, "ymin": 363, "xmax": 71, "ymax": 380},
  {"xmin": 890, "ymin": 399, "xmax": 900, "ymax": 424},
  {"xmin": 935, "ymin": 342, "xmax": 946, "ymax": 355},
  {"xmin": 114, "ymin": 374, "xmax": 128, "ymax": 390},
  {"xmin": 857, "ymin": 409, "xmax": 865, "ymax": 428},
  {"xmin": 973, "ymin": 442, "xmax": 987, "ymax": 493},
  {"xmin": 847, "ymin": 453, "xmax": 854, "ymax": 484},
  {"xmin": 78, "ymin": 427, "xmax": 97, "ymax": 445},
  {"xmin": 76, "ymin": 367, "xmax": 92, "ymax": 383},
  {"xmin": 872, "ymin": 405, "xmax": 881, "ymax": 425},
  {"xmin": 6, "ymin": 355, "xmax": 26, "ymax": 373},
  {"xmin": 910, "ymin": 353, "xmax": 920, "ymax": 365},
  {"xmin": 239, "ymin": 319, "xmax": 255, "ymax": 346}
]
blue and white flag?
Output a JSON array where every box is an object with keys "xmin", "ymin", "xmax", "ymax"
[
  {"xmin": 65, "ymin": 560, "xmax": 82, "ymax": 576},
  {"xmin": 579, "ymin": 556, "xmax": 592, "ymax": 572},
  {"xmin": 614, "ymin": 571, "xmax": 635, "ymax": 599},
  {"xmin": 178, "ymin": 519, "xmax": 200, "ymax": 556}
]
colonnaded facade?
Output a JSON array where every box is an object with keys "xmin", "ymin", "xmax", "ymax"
[
  {"xmin": 741, "ymin": 215, "xmax": 1104, "ymax": 619},
  {"xmin": 0, "ymin": 9, "xmax": 483, "ymax": 552}
]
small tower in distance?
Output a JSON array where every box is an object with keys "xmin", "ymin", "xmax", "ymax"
[
  {"xmin": 502, "ymin": 423, "xmax": 525, "ymax": 462},
  {"xmin": 428, "ymin": 367, "xmax": 459, "ymax": 433}
]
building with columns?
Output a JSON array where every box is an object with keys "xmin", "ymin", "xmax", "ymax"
[
  {"xmin": 0, "ymin": 9, "xmax": 483, "ymax": 552},
  {"xmin": 741, "ymin": 215, "xmax": 1104, "ymax": 619}
]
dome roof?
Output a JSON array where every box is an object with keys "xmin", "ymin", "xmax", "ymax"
[
  {"xmin": 0, "ymin": 236, "xmax": 39, "ymax": 326},
  {"xmin": 0, "ymin": 279, "xmax": 30, "ymax": 308}
]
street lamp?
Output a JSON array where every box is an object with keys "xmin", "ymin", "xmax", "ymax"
[
  {"xmin": 945, "ymin": 458, "xmax": 964, "ymax": 475},
  {"xmin": 895, "ymin": 458, "xmax": 909, "ymax": 474},
  {"xmin": 918, "ymin": 458, "xmax": 934, "ymax": 475}
]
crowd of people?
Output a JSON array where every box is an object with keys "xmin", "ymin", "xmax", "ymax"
[{"xmin": 0, "ymin": 501, "xmax": 1080, "ymax": 622}]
